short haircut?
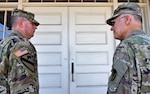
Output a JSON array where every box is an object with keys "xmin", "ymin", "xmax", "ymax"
[
  {"xmin": 133, "ymin": 15, "xmax": 143, "ymax": 23},
  {"xmin": 10, "ymin": 16, "xmax": 26, "ymax": 28}
]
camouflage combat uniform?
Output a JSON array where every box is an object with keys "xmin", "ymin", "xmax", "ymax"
[
  {"xmin": 0, "ymin": 31, "xmax": 39, "ymax": 94},
  {"xmin": 107, "ymin": 30, "xmax": 150, "ymax": 94}
]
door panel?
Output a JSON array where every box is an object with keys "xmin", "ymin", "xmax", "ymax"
[
  {"xmin": 24, "ymin": 7, "xmax": 69, "ymax": 94},
  {"xmin": 69, "ymin": 7, "xmax": 114, "ymax": 94},
  {"xmin": 24, "ymin": 6, "xmax": 114, "ymax": 94}
]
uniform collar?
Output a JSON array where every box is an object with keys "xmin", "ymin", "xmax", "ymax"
[
  {"xmin": 127, "ymin": 30, "xmax": 145, "ymax": 38},
  {"xmin": 10, "ymin": 30, "xmax": 27, "ymax": 40},
  {"xmin": 11, "ymin": 30, "xmax": 23, "ymax": 37}
]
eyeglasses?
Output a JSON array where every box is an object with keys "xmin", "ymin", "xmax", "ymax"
[{"xmin": 111, "ymin": 16, "xmax": 125, "ymax": 26}]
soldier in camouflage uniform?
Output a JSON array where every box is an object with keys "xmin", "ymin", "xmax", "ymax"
[
  {"xmin": 106, "ymin": 2, "xmax": 150, "ymax": 94},
  {"xmin": 0, "ymin": 8, "xmax": 39, "ymax": 94}
]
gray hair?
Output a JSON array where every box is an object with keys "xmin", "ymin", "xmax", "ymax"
[{"xmin": 10, "ymin": 16, "xmax": 27, "ymax": 28}]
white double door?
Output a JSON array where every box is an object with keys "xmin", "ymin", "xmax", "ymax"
[{"xmin": 25, "ymin": 6, "xmax": 114, "ymax": 94}]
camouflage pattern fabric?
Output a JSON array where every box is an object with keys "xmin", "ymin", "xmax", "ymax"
[
  {"xmin": 11, "ymin": 8, "xmax": 39, "ymax": 26},
  {"xmin": 106, "ymin": 2, "xmax": 142, "ymax": 26},
  {"xmin": 107, "ymin": 30, "xmax": 150, "ymax": 94},
  {"xmin": 0, "ymin": 31, "xmax": 39, "ymax": 94}
]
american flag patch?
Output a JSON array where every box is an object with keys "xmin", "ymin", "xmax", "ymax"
[{"xmin": 14, "ymin": 47, "xmax": 29, "ymax": 57}]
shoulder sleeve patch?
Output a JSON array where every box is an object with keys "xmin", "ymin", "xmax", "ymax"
[{"xmin": 14, "ymin": 47, "xmax": 29, "ymax": 57}]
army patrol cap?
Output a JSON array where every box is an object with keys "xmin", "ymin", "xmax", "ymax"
[
  {"xmin": 11, "ymin": 8, "xmax": 40, "ymax": 26},
  {"xmin": 106, "ymin": 2, "xmax": 142, "ymax": 26}
]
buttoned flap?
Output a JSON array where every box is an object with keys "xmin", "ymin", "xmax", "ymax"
[{"xmin": 108, "ymin": 61, "xmax": 128, "ymax": 93}]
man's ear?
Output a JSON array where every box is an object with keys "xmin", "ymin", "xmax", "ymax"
[
  {"xmin": 18, "ymin": 19, "xmax": 24, "ymax": 28},
  {"xmin": 125, "ymin": 15, "xmax": 131, "ymax": 26}
]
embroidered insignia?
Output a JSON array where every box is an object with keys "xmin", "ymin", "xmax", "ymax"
[
  {"xmin": 14, "ymin": 47, "xmax": 29, "ymax": 57},
  {"xmin": 111, "ymin": 69, "xmax": 117, "ymax": 81}
]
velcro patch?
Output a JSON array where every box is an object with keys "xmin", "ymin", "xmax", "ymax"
[{"xmin": 14, "ymin": 47, "xmax": 29, "ymax": 57}]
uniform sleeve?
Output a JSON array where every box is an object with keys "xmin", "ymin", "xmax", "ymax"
[
  {"xmin": 0, "ymin": 39, "xmax": 14, "ymax": 94},
  {"xmin": 0, "ymin": 38, "xmax": 39, "ymax": 94},
  {"xmin": 8, "ymin": 41, "xmax": 39, "ymax": 94},
  {"xmin": 107, "ymin": 42, "xmax": 138, "ymax": 94}
]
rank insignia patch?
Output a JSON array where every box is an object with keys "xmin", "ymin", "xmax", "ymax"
[{"xmin": 14, "ymin": 47, "xmax": 29, "ymax": 57}]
